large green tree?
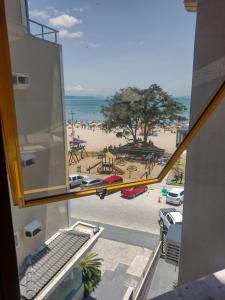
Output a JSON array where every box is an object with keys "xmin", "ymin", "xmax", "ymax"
[{"xmin": 101, "ymin": 84, "xmax": 187, "ymax": 144}]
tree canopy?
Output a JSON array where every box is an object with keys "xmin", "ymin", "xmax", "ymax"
[{"xmin": 101, "ymin": 84, "xmax": 187, "ymax": 144}]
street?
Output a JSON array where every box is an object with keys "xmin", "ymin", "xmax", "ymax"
[{"xmin": 69, "ymin": 182, "xmax": 183, "ymax": 300}]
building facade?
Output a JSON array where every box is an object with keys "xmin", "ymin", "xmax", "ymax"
[
  {"xmin": 179, "ymin": 0, "xmax": 225, "ymax": 285},
  {"xmin": 5, "ymin": 0, "xmax": 69, "ymax": 267}
]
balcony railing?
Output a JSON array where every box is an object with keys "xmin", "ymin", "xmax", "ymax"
[{"xmin": 27, "ymin": 19, "xmax": 59, "ymax": 44}]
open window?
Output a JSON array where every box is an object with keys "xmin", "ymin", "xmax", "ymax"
[{"xmin": 1, "ymin": 0, "xmax": 225, "ymax": 207}]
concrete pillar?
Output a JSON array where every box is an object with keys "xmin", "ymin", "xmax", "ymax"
[{"xmin": 179, "ymin": 0, "xmax": 225, "ymax": 285}]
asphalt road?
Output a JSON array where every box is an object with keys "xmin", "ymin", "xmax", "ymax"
[{"xmin": 69, "ymin": 182, "xmax": 183, "ymax": 235}]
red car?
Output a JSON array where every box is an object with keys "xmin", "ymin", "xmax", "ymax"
[
  {"xmin": 102, "ymin": 175, "xmax": 123, "ymax": 185},
  {"xmin": 121, "ymin": 185, "xmax": 148, "ymax": 198}
]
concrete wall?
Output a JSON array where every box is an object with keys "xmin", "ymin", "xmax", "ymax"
[
  {"xmin": 5, "ymin": 0, "xmax": 23, "ymax": 25},
  {"xmin": 179, "ymin": 0, "xmax": 225, "ymax": 285},
  {"xmin": 7, "ymin": 26, "xmax": 67, "ymax": 199}
]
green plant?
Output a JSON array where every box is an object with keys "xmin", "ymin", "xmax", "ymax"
[{"xmin": 80, "ymin": 252, "xmax": 103, "ymax": 297}]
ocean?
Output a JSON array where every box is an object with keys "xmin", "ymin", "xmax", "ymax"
[{"xmin": 64, "ymin": 95, "xmax": 191, "ymax": 123}]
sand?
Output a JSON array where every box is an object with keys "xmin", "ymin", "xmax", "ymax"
[
  {"xmin": 67, "ymin": 125, "xmax": 185, "ymax": 181},
  {"xmin": 67, "ymin": 127, "xmax": 177, "ymax": 154}
]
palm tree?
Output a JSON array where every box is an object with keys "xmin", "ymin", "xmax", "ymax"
[{"xmin": 80, "ymin": 252, "xmax": 103, "ymax": 297}]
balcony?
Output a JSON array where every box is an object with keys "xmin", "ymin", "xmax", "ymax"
[{"xmin": 27, "ymin": 19, "xmax": 59, "ymax": 43}]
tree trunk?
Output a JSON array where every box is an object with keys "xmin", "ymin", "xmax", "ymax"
[
  {"xmin": 143, "ymin": 100, "xmax": 148, "ymax": 145},
  {"xmin": 143, "ymin": 123, "xmax": 148, "ymax": 144}
]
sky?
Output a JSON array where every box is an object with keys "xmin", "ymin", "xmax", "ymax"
[{"xmin": 28, "ymin": 0, "xmax": 196, "ymax": 97}]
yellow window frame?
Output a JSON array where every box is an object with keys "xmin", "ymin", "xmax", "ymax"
[{"xmin": 1, "ymin": 0, "xmax": 225, "ymax": 207}]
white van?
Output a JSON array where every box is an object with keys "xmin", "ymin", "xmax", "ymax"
[{"xmin": 166, "ymin": 188, "xmax": 184, "ymax": 205}]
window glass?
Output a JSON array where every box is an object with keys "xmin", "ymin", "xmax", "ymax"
[
  {"xmin": 47, "ymin": 264, "xmax": 82, "ymax": 300},
  {"xmin": 5, "ymin": 0, "xmax": 195, "ymax": 205},
  {"xmin": 167, "ymin": 216, "xmax": 173, "ymax": 224},
  {"xmin": 168, "ymin": 192, "xmax": 178, "ymax": 197}
]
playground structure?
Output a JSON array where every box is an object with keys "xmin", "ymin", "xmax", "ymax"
[
  {"xmin": 97, "ymin": 156, "xmax": 125, "ymax": 175},
  {"xmin": 68, "ymin": 138, "xmax": 88, "ymax": 165},
  {"xmin": 85, "ymin": 154, "xmax": 125, "ymax": 176}
]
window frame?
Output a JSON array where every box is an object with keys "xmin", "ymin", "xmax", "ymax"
[{"xmin": 2, "ymin": 2, "xmax": 225, "ymax": 208}]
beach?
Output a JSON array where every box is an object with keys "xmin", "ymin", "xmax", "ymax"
[
  {"xmin": 67, "ymin": 126, "xmax": 177, "ymax": 154},
  {"xmin": 66, "ymin": 123, "xmax": 183, "ymax": 182},
  {"xmin": 65, "ymin": 96, "xmax": 189, "ymax": 181}
]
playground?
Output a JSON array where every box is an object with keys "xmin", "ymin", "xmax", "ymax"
[
  {"xmin": 68, "ymin": 145, "xmax": 171, "ymax": 184},
  {"xmin": 67, "ymin": 126, "xmax": 176, "ymax": 184}
]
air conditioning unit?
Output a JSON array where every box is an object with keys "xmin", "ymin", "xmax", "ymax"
[
  {"xmin": 24, "ymin": 220, "xmax": 42, "ymax": 238},
  {"xmin": 21, "ymin": 153, "xmax": 36, "ymax": 167},
  {"xmin": 13, "ymin": 73, "xmax": 30, "ymax": 89}
]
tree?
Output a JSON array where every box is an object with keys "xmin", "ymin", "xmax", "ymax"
[
  {"xmin": 80, "ymin": 252, "xmax": 103, "ymax": 297},
  {"xmin": 101, "ymin": 84, "xmax": 187, "ymax": 145},
  {"xmin": 101, "ymin": 87, "xmax": 141, "ymax": 143}
]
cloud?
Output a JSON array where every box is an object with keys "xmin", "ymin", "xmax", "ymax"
[
  {"xmin": 65, "ymin": 85, "xmax": 97, "ymax": 93},
  {"xmin": 48, "ymin": 14, "xmax": 82, "ymax": 28},
  {"xmin": 59, "ymin": 30, "xmax": 83, "ymax": 38},
  {"xmin": 29, "ymin": 10, "xmax": 49, "ymax": 19}
]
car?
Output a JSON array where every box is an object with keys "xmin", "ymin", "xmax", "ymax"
[
  {"xmin": 102, "ymin": 175, "xmax": 123, "ymax": 185},
  {"xmin": 121, "ymin": 185, "xmax": 148, "ymax": 198},
  {"xmin": 159, "ymin": 208, "xmax": 183, "ymax": 231},
  {"xmin": 166, "ymin": 188, "xmax": 184, "ymax": 205},
  {"xmin": 80, "ymin": 178, "xmax": 104, "ymax": 189},
  {"xmin": 69, "ymin": 174, "xmax": 90, "ymax": 189}
]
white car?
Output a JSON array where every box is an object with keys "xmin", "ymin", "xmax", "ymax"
[
  {"xmin": 69, "ymin": 174, "xmax": 90, "ymax": 189},
  {"xmin": 159, "ymin": 208, "xmax": 183, "ymax": 231},
  {"xmin": 166, "ymin": 188, "xmax": 184, "ymax": 205}
]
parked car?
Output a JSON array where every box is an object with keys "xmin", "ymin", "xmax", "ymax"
[
  {"xmin": 121, "ymin": 185, "xmax": 148, "ymax": 198},
  {"xmin": 166, "ymin": 188, "xmax": 184, "ymax": 205},
  {"xmin": 80, "ymin": 178, "xmax": 103, "ymax": 189},
  {"xmin": 69, "ymin": 174, "xmax": 90, "ymax": 189},
  {"xmin": 159, "ymin": 208, "xmax": 183, "ymax": 231},
  {"xmin": 102, "ymin": 175, "xmax": 123, "ymax": 185}
]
